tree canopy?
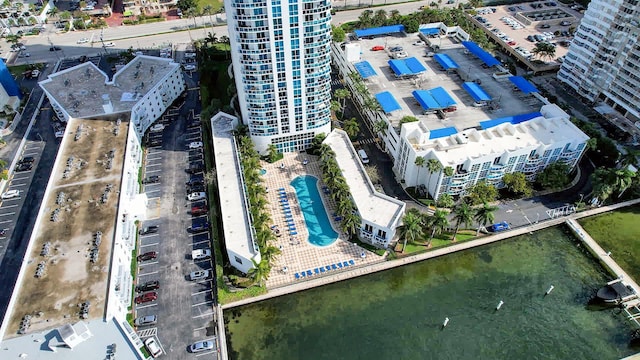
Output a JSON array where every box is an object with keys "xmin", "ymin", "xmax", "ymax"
[
  {"xmin": 466, "ymin": 181, "xmax": 497, "ymax": 205},
  {"xmin": 536, "ymin": 162, "xmax": 571, "ymax": 190},
  {"xmin": 502, "ymin": 172, "xmax": 532, "ymax": 198},
  {"xmin": 177, "ymin": 0, "xmax": 198, "ymax": 12}
]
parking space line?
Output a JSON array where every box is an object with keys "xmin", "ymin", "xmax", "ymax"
[
  {"xmin": 139, "ymin": 260, "xmax": 159, "ymax": 266},
  {"xmin": 192, "ymin": 301, "xmax": 213, "ymax": 308},
  {"xmin": 193, "ymin": 325, "xmax": 208, "ymax": 331},
  {"xmin": 140, "ymin": 233, "xmax": 159, "ymax": 238},
  {"xmin": 1, "ymin": 204, "xmax": 19, "ymax": 209},
  {"xmin": 146, "ymin": 197, "xmax": 161, "ymax": 201},
  {"xmin": 192, "ymin": 312, "xmax": 214, "ymax": 319},
  {"xmin": 191, "ymin": 289, "xmax": 210, "ymax": 296},
  {"xmin": 0, "ymin": 212, "xmax": 16, "ymax": 217},
  {"xmin": 138, "ymin": 271, "xmax": 159, "ymax": 276},
  {"xmin": 146, "ymin": 163, "xmax": 162, "ymax": 167},
  {"xmin": 136, "ymin": 303, "xmax": 158, "ymax": 310},
  {"xmin": 0, "ymin": 220, "xmax": 13, "ymax": 224},
  {"xmin": 196, "ymin": 351, "xmax": 216, "ymax": 357},
  {"xmin": 13, "ymin": 176, "xmax": 31, "ymax": 181},
  {"xmin": 146, "ymin": 169, "xmax": 162, "ymax": 174},
  {"xmin": 146, "ymin": 156, "xmax": 162, "ymax": 161},
  {"xmin": 192, "ymin": 240, "xmax": 210, "ymax": 246},
  {"xmin": 140, "ymin": 242, "xmax": 159, "ymax": 248},
  {"xmin": 1, "ymin": 198, "xmax": 21, "ymax": 203},
  {"xmin": 10, "ymin": 182, "xmax": 28, "ymax": 187},
  {"xmin": 144, "ymin": 182, "xmax": 161, "ymax": 187}
]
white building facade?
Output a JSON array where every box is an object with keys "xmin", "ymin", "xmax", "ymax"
[
  {"xmin": 557, "ymin": 0, "xmax": 640, "ymax": 121},
  {"xmin": 396, "ymin": 105, "xmax": 590, "ymax": 200},
  {"xmin": 224, "ymin": 0, "xmax": 333, "ymax": 153}
]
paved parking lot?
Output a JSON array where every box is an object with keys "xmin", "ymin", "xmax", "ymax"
[{"xmin": 132, "ymin": 58, "xmax": 219, "ymax": 358}]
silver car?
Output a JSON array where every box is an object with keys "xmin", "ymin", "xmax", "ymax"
[
  {"xmin": 190, "ymin": 340, "xmax": 215, "ymax": 353},
  {"xmin": 134, "ymin": 315, "xmax": 157, "ymax": 327},
  {"xmin": 189, "ymin": 270, "xmax": 210, "ymax": 281}
]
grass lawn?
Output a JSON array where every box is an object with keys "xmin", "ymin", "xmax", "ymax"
[
  {"xmin": 398, "ymin": 230, "xmax": 478, "ymax": 255},
  {"xmin": 578, "ymin": 205, "xmax": 640, "ymax": 282},
  {"xmin": 197, "ymin": 0, "xmax": 224, "ymax": 12}
]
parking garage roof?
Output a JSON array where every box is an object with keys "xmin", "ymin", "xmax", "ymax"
[
  {"xmin": 354, "ymin": 61, "xmax": 377, "ymax": 79},
  {"xmin": 39, "ymin": 55, "xmax": 179, "ymax": 119},
  {"xmin": 354, "ymin": 24, "xmax": 405, "ymax": 38},
  {"xmin": 509, "ymin": 76, "xmax": 540, "ymax": 93},
  {"xmin": 462, "ymin": 41, "xmax": 501, "ymax": 67}
]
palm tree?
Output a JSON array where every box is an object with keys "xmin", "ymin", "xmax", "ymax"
[
  {"xmin": 619, "ymin": 147, "xmax": 640, "ymax": 169},
  {"xmin": 532, "ymin": 42, "xmax": 556, "ymax": 62},
  {"xmin": 330, "ymin": 100, "xmax": 342, "ymax": 120},
  {"xmin": 443, "ymin": 166, "xmax": 454, "ymax": 177},
  {"xmin": 340, "ymin": 212, "xmax": 361, "ymax": 237},
  {"xmin": 337, "ymin": 197, "xmax": 353, "ymax": 216},
  {"xmin": 48, "ymin": 6, "xmax": 60, "ymax": 28},
  {"xmin": 373, "ymin": 120, "xmax": 387, "ymax": 137},
  {"xmin": 373, "ymin": 9, "xmax": 387, "ymax": 26},
  {"xmin": 426, "ymin": 159, "xmax": 443, "ymax": 196},
  {"xmin": 611, "ymin": 169, "xmax": 636, "ymax": 197},
  {"xmin": 267, "ymin": 144, "xmax": 278, "ymax": 162},
  {"xmin": 473, "ymin": 203, "xmax": 497, "ymax": 235},
  {"xmin": 389, "ymin": 9, "xmax": 401, "ymax": 23},
  {"xmin": 261, "ymin": 245, "xmax": 281, "ymax": 264},
  {"xmin": 185, "ymin": 7, "xmax": 198, "ymax": 41},
  {"xmin": 334, "ymin": 88, "xmax": 350, "ymax": 111},
  {"xmin": 426, "ymin": 210, "xmax": 449, "ymax": 246},
  {"xmin": 399, "ymin": 211, "xmax": 423, "ymax": 252},
  {"xmin": 414, "ymin": 156, "xmax": 426, "ymax": 187},
  {"xmin": 358, "ymin": 9, "xmax": 374, "ymax": 28},
  {"xmin": 203, "ymin": 4, "xmax": 215, "ymax": 30},
  {"xmin": 451, "ymin": 202, "xmax": 473, "ymax": 241},
  {"xmin": 319, "ymin": 144, "xmax": 335, "ymax": 164},
  {"xmin": 247, "ymin": 259, "xmax": 271, "ymax": 287},
  {"xmin": 343, "ymin": 118, "xmax": 359, "ymax": 139}
]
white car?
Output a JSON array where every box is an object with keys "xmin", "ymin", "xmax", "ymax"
[
  {"xmin": 1, "ymin": 190, "xmax": 20, "ymax": 199},
  {"xmin": 183, "ymin": 64, "xmax": 197, "ymax": 71},
  {"xmin": 150, "ymin": 124, "xmax": 165, "ymax": 132},
  {"xmin": 187, "ymin": 192, "xmax": 206, "ymax": 201},
  {"xmin": 77, "ymin": 38, "xmax": 89, "ymax": 44},
  {"xmin": 192, "ymin": 248, "xmax": 212, "ymax": 261},
  {"xmin": 188, "ymin": 141, "xmax": 203, "ymax": 149},
  {"xmin": 189, "ymin": 340, "xmax": 215, "ymax": 353},
  {"xmin": 394, "ymin": 51, "xmax": 408, "ymax": 59},
  {"xmin": 104, "ymin": 42, "xmax": 115, "ymax": 47},
  {"xmin": 144, "ymin": 337, "xmax": 162, "ymax": 358},
  {"xmin": 189, "ymin": 270, "xmax": 210, "ymax": 281}
]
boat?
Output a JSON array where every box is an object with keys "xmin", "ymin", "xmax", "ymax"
[{"xmin": 596, "ymin": 279, "xmax": 636, "ymax": 304}]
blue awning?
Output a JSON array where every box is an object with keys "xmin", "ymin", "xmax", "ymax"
[
  {"xmin": 405, "ymin": 57, "xmax": 427, "ymax": 73},
  {"xmin": 388, "ymin": 59, "xmax": 412, "ymax": 76},
  {"xmin": 479, "ymin": 112, "xmax": 543, "ymax": 129},
  {"xmin": 433, "ymin": 53, "xmax": 459, "ymax": 70},
  {"xmin": 461, "ymin": 41, "xmax": 500, "ymax": 67},
  {"xmin": 509, "ymin": 76, "xmax": 539, "ymax": 93},
  {"xmin": 375, "ymin": 91, "xmax": 402, "ymax": 113},
  {"xmin": 354, "ymin": 61, "xmax": 377, "ymax": 79},
  {"xmin": 354, "ymin": 25, "xmax": 405, "ymax": 38},
  {"xmin": 430, "ymin": 87, "xmax": 457, "ymax": 108},
  {"xmin": 420, "ymin": 27, "xmax": 440, "ymax": 35},
  {"xmin": 429, "ymin": 127, "xmax": 457, "ymax": 139},
  {"xmin": 413, "ymin": 90, "xmax": 440, "ymax": 111},
  {"xmin": 462, "ymin": 82, "xmax": 492, "ymax": 102}
]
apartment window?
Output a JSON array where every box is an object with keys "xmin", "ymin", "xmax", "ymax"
[
  {"xmin": 377, "ymin": 230, "xmax": 387, "ymax": 239},
  {"xmin": 234, "ymin": 256, "xmax": 243, "ymax": 264},
  {"xmin": 364, "ymin": 224, "xmax": 373, "ymax": 233}
]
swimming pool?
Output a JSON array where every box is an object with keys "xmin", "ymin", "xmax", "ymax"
[{"xmin": 290, "ymin": 176, "xmax": 338, "ymax": 247}]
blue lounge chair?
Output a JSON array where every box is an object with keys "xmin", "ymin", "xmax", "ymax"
[
  {"xmin": 337, "ymin": 262, "xmax": 343, "ymax": 268},
  {"xmin": 325, "ymin": 265, "xmax": 331, "ymax": 271},
  {"xmin": 280, "ymin": 199, "xmax": 288, "ymax": 203},
  {"xmin": 300, "ymin": 271, "xmax": 306, "ymax": 277},
  {"xmin": 278, "ymin": 187, "xmax": 285, "ymax": 191},
  {"xmin": 314, "ymin": 268, "xmax": 320, "ymax": 274},
  {"xmin": 295, "ymin": 273, "xmax": 300, "ymax": 279},
  {"xmin": 285, "ymin": 215, "xmax": 293, "ymax": 219},
  {"xmin": 343, "ymin": 261, "xmax": 349, "ymax": 267},
  {"xmin": 290, "ymin": 231, "xmax": 298, "ymax": 235},
  {"xmin": 331, "ymin": 264, "xmax": 338, "ymax": 270},
  {"xmin": 349, "ymin": 259, "xmax": 355, "ymax": 265},
  {"xmin": 307, "ymin": 270, "xmax": 312, "ymax": 276},
  {"xmin": 334, "ymin": 216, "xmax": 343, "ymax": 221},
  {"xmin": 320, "ymin": 267, "xmax": 326, "ymax": 273}
]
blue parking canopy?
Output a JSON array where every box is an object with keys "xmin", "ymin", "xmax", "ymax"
[
  {"xmin": 405, "ymin": 57, "xmax": 427, "ymax": 73},
  {"xmin": 354, "ymin": 61, "xmax": 377, "ymax": 79},
  {"xmin": 354, "ymin": 24, "xmax": 405, "ymax": 38},
  {"xmin": 461, "ymin": 41, "xmax": 500, "ymax": 67},
  {"xmin": 462, "ymin": 82, "xmax": 492, "ymax": 102},
  {"xmin": 412, "ymin": 90, "xmax": 440, "ymax": 111},
  {"xmin": 419, "ymin": 27, "xmax": 440, "ymax": 36},
  {"xmin": 433, "ymin": 53, "xmax": 459, "ymax": 70},
  {"xmin": 388, "ymin": 59, "xmax": 412, "ymax": 76},
  {"xmin": 509, "ymin": 76, "xmax": 540, "ymax": 93},
  {"xmin": 375, "ymin": 91, "xmax": 402, "ymax": 113},
  {"xmin": 429, "ymin": 87, "xmax": 457, "ymax": 108}
]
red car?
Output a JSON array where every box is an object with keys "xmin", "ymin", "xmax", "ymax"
[
  {"xmin": 371, "ymin": 45, "xmax": 385, "ymax": 51},
  {"xmin": 507, "ymin": 41, "xmax": 517, "ymax": 46},
  {"xmin": 137, "ymin": 251, "xmax": 157, "ymax": 262},
  {"xmin": 135, "ymin": 292, "xmax": 157, "ymax": 304}
]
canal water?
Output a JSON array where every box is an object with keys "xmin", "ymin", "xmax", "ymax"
[{"xmin": 225, "ymin": 226, "xmax": 638, "ymax": 359}]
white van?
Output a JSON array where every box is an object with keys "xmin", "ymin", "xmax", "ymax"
[
  {"xmin": 358, "ymin": 149, "xmax": 370, "ymax": 164},
  {"xmin": 144, "ymin": 337, "xmax": 162, "ymax": 358}
]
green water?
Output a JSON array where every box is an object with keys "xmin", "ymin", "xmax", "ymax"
[{"xmin": 225, "ymin": 227, "xmax": 638, "ymax": 359}]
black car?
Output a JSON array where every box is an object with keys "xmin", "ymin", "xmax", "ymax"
[
  {"xmin": 142, "ymin": 175, "xmax": 160, "ymax": 184},
  {"xmin": 19, "ymin": 156, "xmax": 35, "ymax": 164},
  {"xmin": 136, "ymin": 280, "xmax": 160, "ymax": 292},
  {"xmin": 49, "ymin": 46, "xmax": 61, "ymax": 51},
  {"xmin": 15, "ymin": 162, "xmax": 32, "ymax": 172},
  {"xmin": 186, "ymin": 163, "xmax": 204, "ymax": 174},
  {"xmin": 139, "ymin": 225, "xmax": 159, "ymax": 235},
  {"xmin": 187, "ymin": 184, "xmax": 205, "ymax": 193},
  {"xmin": 188, "ymin": 221, "xmax": 210, "ymax": 233}
]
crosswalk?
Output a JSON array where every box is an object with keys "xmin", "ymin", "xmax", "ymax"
[
  {"xmin": 331, "ymin": 79, "xmax": 344, "ymax": 86},
  {"xmin": 137, "ymin": 327, "xmax": 157, "ymax": 339},
  {"xmin": 352, "ymin": 138, "xmax": 377, "ymax": 146}
]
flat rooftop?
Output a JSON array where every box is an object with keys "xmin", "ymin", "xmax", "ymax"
[
  {"xmin": 0, "ymin": 318, "xmax": 140, "ymax": 359},
  {"xmin": 324, "ymin": 130, "xmax": 405, "ymax": 229},
  {"xmin": 210, "ymin": 114, "xmax": 259, "ymax": 261},
  {"xmin": 5, "ymin": 117, "xmax": 129, "ymax": 338},
  {"xmin": 352, "ymin": 37, "xmax": 543, "ymax": 132},
  {"xmin": 39, "ymin": 55, "xmax": 179, "ymax": 119}
]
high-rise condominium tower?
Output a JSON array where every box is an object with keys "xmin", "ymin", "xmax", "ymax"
[
  {"xmin": 557, "ymin": 0, "xmax": 640, "ymax": 120},
  {"xmin": 225, "ymin": 0, "xmax": 333, "ymax": 153}
]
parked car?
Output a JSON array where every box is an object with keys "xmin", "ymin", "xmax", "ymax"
[
  {"xmin": 18, "ymin": 52, "xmax": 30, "ymax": 58},
  {"xmin": 139, "ymin": 225, "xmax": 159, "ymax": 235},
  {"xmin": 192, "ymin": 248, "xmax": 212, "ymax": 261},
  {"xmin": 370, "ymin": 45, "xmax": 384, "ymax": 51},
  {"xmin": 134, "ymin": 315, "xmax": 158, "ymax": 327},
  {"xmin": 191, "ymin": 204, "xmax": 208, "ymax": 213},
  {"xmin": 183, "ymin": 64, "xmax": 197, "ymax": 71},
  {"xmin": 541, "ymin": 24, "xmax": 551, "ymax": 29},
  {"xmin": 144, "ymin": 337, "xmax": 162, "ymax": 358},
  {"xmin": 150, "ymin": 124, "xmax": 165, "ymax": 132},
  {"xmin": 104, "ymin": 42, "xmax": 115, "ymax": 47},
  {"xmin": 188, "ymin": 141, "xmax": 203, "ymax": 149},
  {"xmin": 189, "ymin": 270, "xmax": 210, "ymax": 281},
  {"xmin": 143, "ymin": 175, "xmax": 160, "ymax": 184},
  {"xmin": 560, "ymin": 21, "xmax": 571, "ymax": 26},
  {"xmin": 19, "ymin": 156, "xmax": 35, "ymax": 164},
  {"xmin": 389, "ymin": 46, "xmax": 403, "ymax": 52},
  {"xmin": 77, "ymin": 38, "xmax": 89, "ymax": 44},
  {"xmin": 188, "ymin": 222, "xmax": 210, "ymax": 233},
  {"xmin": 186, "ymin": 163, "xmax": 204, "ymax": 174},
  {"xmin": 15, "ymin": 162, "xmax": 33, "ymax": 172},
  {"xmin": 189, "ymin": 340, "xmax": 215, "ymax": 353},
  {"xmin": 187, "ymin": 184, "xmax": 205, "ymax": 193},
  {"xmin": 136, "ymin": 280, "xmax": 160, "ymax": 292},
  {"xmin": 394, "ymin": 51, "xmax": 408, "ymax": 59},
  {"xmin": 187, "ymin": 192, "xmax": 206, "ymax": 201},
  {"xmin": 137, "ymin": 251, "xmax": 157, "ymax": 261},
  {"xmin": 135, "ymin": 292, "xmax": 158, "ymax": 304},
  {"xmin": 1, "ymin": 190, "xmax": 20, "ymax": 200},
  {"xmin": 186, "ymin": 178, "xmax": 204, "ymax": 187}
]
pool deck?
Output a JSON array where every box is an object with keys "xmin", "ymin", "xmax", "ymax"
[
  {"xmin": 223, "ymin": 198, "xmax": 640, "ymax": 309},
  {"xmin": 260, "ymin": 153, "xmax": 382, "ymax": 289}
]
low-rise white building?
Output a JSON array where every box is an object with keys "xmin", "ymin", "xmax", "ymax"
[
  {"xmin": 324, "ymin": 130, "xmax": 405, "ymax": 248},
  {"xmin": 210, "ymin": 112, "xmax": 261, "ymax": 274}
]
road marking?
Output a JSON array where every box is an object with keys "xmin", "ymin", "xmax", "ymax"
[
  {"xmin": 192, "ymin": 240, "xmax": 211, "ymax": 246},
  {"xmin": 193, "ymin": 325, "xmax": 208, "ymax": 331},
  {"xmin": 146, "ymin": 197, "xmax": 161, "ymax": 201},
  {"xmin": 146, "ymin": 169, "xmax": 162, "ymax": 174},
  {"xmin": 0, "ymin": 212, "xmax": 16, "ymax": 217},
  {"xmin": 13, "ymin": 176, "xmax": 31, "ymax": 181},
  {"xmin": 144, "ymin": 182, "xmax": 161, "ymax": 187},
  {"xmin": 192, "ymin": 312, "xmax": 214, "ymax": 319},
  {"xmin": 146, "ymin": 156, "xmax": 162, "ymax": 161},
  {"xmin": 191, "ymin": 289, "xmax": 210, "ymax": 296},
  {"xmin": 196, "ymin": 351, "xmax": 217, "ymax": 357},
  {"xmin": 138, "ymin": 271, "xmax": 159, "ymax": 276},
  {"xmin": 9, "ymin": 182, "xmax": 28, "ymax": 187},
  {"xmin": 140, "ymin": 242, "xmax": 159, "ymax": 248},
  {"xmin": 0, "ymin": 220, "xmax": 13, "ymax": 224},
  {"xmin": 192, "ymin": 301, "xmax": 212, "ymax": 307},
  {"xmin": 140, "ymin": 233, "xmax": 159, "ymax": 238},
  {"xmin": 1, "ymin": 204, "xmax": 19, "ymax": 209},
  {"xmin": 139, "ymin": 260, "xmax": 159, "ymax": 266},
  {"xmin": 136, "ymin": 303, "xmax": 158, "ymax": 310},
  {"xmin": 1, "ymin": 198, "xmax": 21, "ymax": 203},
  {"xmin": 146, "ymin": 163, "xmax": 162, "ymax": 167}
]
